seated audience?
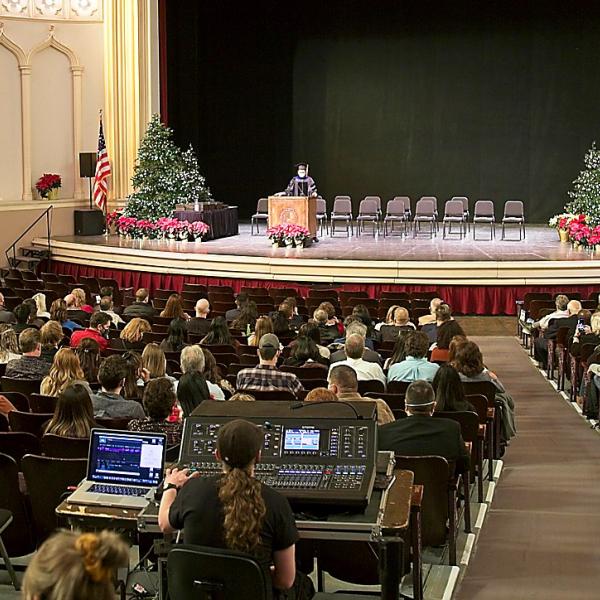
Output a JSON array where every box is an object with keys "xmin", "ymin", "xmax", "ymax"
[
  {"xmin": 271, "ymin": 309, "xmax": 292, "ymax": 337},
  {"xmin": 387, "ymin": 330, "xmax": 439, "ymax": 383},
  {"xmin": 305, "ymin": 387, "xmax": 338, "ymax": 403},
  {"xmin": 187, "ymin": 298, "xmax": 211, "ymax": 336},
  {"xmin": 122, "ymin": 351, "xmax": 145, "ymax": 400},
  {"xmin": 123, "ymin": 287, "xmax": 156, "ymax": 319},
  {"xmin": 533, "ymin": 299, "xmax": 581, "ymax": 367},
  {"xmin": 74, "ymin": 338, "xmax": 101, "ymax": 384},
  {"xmin": 41, "ymin": 347, "xmax": 85, "ymax": 396},
  {"xmin": 178, "ymin": 345, "xmax": 211, "ymax": 416},
  {"xmin": 13, "ymin": 302, "xmax": 36, "ymax": 334},
  {"xmin": 421, "ymin": 303, "xmax": 452, "ymax": 344},
  {"xmin": 432, "ymin": 363, "xmax": 476, "ymax": 412},
  {"xmin": 328, "ymin": 334, "xmax": 386, "ymax": 387},
  {"xmin": 272, "ymin": 297, "xmax": 303, "ymax": 330},
  {"xmin": 70, "ymin": 312, "xmax": 111, "ymax": 351},
  {"xmin": 160, "ymin": 293, "xmax": 190, "ymax": 321},
  {"xmin": 0, "ymin": 292, "xmax": 16, "ymax": 324},
  {"xmin": 6, "ymin": 328, "xmax": 50, "ymax": 379},
  {"xmin": 201, "ymin": 347, "xmax": 235, "ymax": 399},
  {"xmin": 333, "ymin": 316, "xmax": 377, "ymax": 350},
  {"xmin": 158, "ymin": 419, "xmax": 308, "ymax": 596},
  {"xmin": 330, "ymin": 319, "xmax": 381, "ymax": 362},
  {"xmin": 98, "ymin": 295, "xmax": 124, "ymax": 326},
  {"xmin": 63, "ymin": 293, "xmax": 90, "ymax": 324},
  {"xmin": 128, "ymin": 377, "xmax": 182, "ymax": 445},
  {"xmin": 351, "ymin": 304, "xmax": 376, "ymax": 338},
  {"xmin": 378, "ymin": 379, "xmax": 470, "ymax": 472},
  {"xmin": 23, "ymin": 298, "xmax": 46, "ymax": 329},
  {"xmin": 44, "ymin": 382, "xmax": 98, "ymax": 438},
  {"xmin": 39, "ymin": 320, "xmax": 65, "ymax": 364},
  {"xmin": 0, "ymin": 324, "xmax": 20, "ymax": 364},
  {"xmin": 49, "ymin": 298, "xmax": 82, "ymax": 332},
  {"xmin": 142, "ymin": 343, "xmax": 172, "ymax": 381},
  {"xmin": 430, "ymin": 320, "xmax": 466, "ymax": 362},
  {"xmin": 327, "ymin": 364, "xmax": 394, "ymax": 425},
  {"xmin": 315, "ymin": 302, "xmax": 342, "ymax": 343},
  {"xmin": 225, "ymin": 291, "xmax": 248, "ymax": 322},
  {"xmin": 383, "ymin": 329, "xmax": 412, "ymax": 370},
  {"xmin": 31, "ymin": 292, "xmax": 51, "ymax": 320},
  {"xmin": 228, "ymin": 392, "xmax": 256, "ymax": 402},
  {"xmin": 379, "ymin": 306, "xmax": 416, "ymax": 343},
  {"xmin": 418, "ymin": 297, "xmax": 443, "ymax": 326},
  {"xmin": 298, "ymin": 321, "xmax": 330, "ymax": 360},
  {"xmin": 236, "ymin": 333, "xmax": 304, "ymax": 396},
  {"xmin": 375, "ymin": 304, "xmax": 399, "ymax": 332},
  {"xmin": 248, "ymin": 315, "xmax": 274, "ymax": 347},
  {"xmin": 571, "ymin": 310, "xmax": 600, "ymax": 355},
  {"xmin": 91, "ymin": 354, "xmax": 145, "ymax": 419},
  {"xmin": 531, "ymin": 294, "xmax": 569, "ymax": 330},
  {"xmin": 160, "ymin": 318, "xmax": 188, "ymax": 353},
  {"xmin": 114, "ymin": 317, "xmax": 152, "ymax": 351},
  {"xmin": 284, "ymin": 335, "xmax": 329, "ymax": 369},
  {"xmin": 200, "ymin": 315, "xmax": 237, "ymax": 347},
  {"xmin": 71, "ymin": 287, "xmax": 94, "ymax": 313},
  {"xmin": 22, "ymin": 530, "xmax": 128, "ymax": 600},
  {"xmin": 231, "ymin": 300, "xmax": 258, "ymax": 335}
]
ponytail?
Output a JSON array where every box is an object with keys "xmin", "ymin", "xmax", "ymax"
[{"xmin": 218, "ymin": 466, "xmax": 266, "ymax": 553}]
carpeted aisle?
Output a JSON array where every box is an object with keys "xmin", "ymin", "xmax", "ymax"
[{"xmin": 456, "ymin": 337, "xmax": 600, "ymax": 600}]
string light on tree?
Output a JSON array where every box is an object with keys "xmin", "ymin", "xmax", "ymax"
[{"xmin": 565, "ymin": 142, "xmax": 600, "ymax": 226}]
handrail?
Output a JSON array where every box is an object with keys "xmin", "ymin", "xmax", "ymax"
[{"xmin": 5, "ymin": 205, "xmax": 53, "ymax": 269}]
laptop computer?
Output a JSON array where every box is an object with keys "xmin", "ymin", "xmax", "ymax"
[{"xmin": 68, "ymin": 429, "xmax": 166, "ymax": 509}]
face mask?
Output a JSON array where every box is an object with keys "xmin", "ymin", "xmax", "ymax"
[{"xmin": 298, "ymin": 170, "xmax": 306, "ymax": 178}]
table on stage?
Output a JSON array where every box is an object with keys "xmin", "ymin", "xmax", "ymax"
[
  {"xmin": 173, "ymin": 205, "xmax": 238, "ymax": 241},
  {"xmin": 56, "ymin": 464, "xmax": 423, "ymax": 600}
]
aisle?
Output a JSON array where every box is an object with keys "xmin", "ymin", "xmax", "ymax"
[{"xmin": 456, "ymin": 337, "xmax": 600, "ymax": 600}]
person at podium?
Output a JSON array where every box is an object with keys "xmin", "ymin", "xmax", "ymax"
[{"xmin": 277, "ymin": 162, "xmax": 318, "ymax": 197}]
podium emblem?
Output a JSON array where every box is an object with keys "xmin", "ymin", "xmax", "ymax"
[{"xmin": 279, "ymin": 208, "xmax": 299, "ymax": 224}]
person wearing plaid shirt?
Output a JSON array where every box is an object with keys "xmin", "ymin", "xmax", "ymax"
[{"xmin": 236, "ymin": 333, "xmax": 304, "ymax": 397}]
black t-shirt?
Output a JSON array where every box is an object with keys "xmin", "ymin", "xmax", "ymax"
[{"xmin": 169, "ymin": 475, "xmax": 299, "ymax": 570}]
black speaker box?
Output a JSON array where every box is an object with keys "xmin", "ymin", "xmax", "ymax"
[
  {"xmin": 79, "ymin": 152, "xmax": 97, "ymax": 178},
  {"xmin": 74, "ymin": 209, "xmax": 105, "ymax": 236}
]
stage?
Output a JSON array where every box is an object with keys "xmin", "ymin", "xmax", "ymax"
[{"xmin": 36, "ymin": 224, "xmax": 600, "ymax": 315}]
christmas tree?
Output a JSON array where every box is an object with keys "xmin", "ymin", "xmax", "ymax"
[
  {"xmin": 565, "ymin": 142, "xmax": 600, "ymax": 225},
  {"xmin": 123, "ymin": 114, "xmax": 211, "ymax": 221}
]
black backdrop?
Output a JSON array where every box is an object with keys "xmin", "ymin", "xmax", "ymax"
[{"xmin": 165, "ymin": 1, "xmax": 600, "ymax": 221}]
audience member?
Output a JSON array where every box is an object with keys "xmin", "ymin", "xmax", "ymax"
[
  {"xmin": 22, "ymin": 530, "xmax": 128, "ymax": 600},
  {"xmin": 418, "ymin": 297, "xmax": 443, "ymax": 326},
  {"xmin": 432, "ymin": 363, "xmax": 476, "ymax": 412},
  {"xmin": 22, "ymin": 298, "xmax": 46, "ymax": 329},
  {"xmin": 115, "ymin": 317, "xmax": 151, "ymax": 351},
  {"xmin": 236, "ymin": 333, "xmax": 304, "ymax": 396},
  {"xmin": 91, "ymin": 354, "xmax": 145, "ymax": 419},
  {"xmin": 70, "ymin": 312, "xmax": 111, "ymax": 351},
  {"xmin": 228, "ymin": 392, "xmax": 256, "ymax": 402},
  {"xmin": 271, "ymin": 310, "xmax": 292, "ymax": 336},
  {"xmin": 333, "ymin": 316, "xmax": 376, "ymax": 350},
  {"xmin": 298, "ymin": 321, "xmax": 330, "ymax": 360},
  {"xmin": 330, "ymin": 320, "xmax": 381, "ymax": 363},
  {"xmin": 160, "ymin": 318, "xmax": 188, "ymax": 353},
  {"xmin": 225, "ymin": 291, "xmax": 248, "ymax": 322},
  {"xmin": 571, "ymin": 310, "xmax": 600, "ymax": 355},
  {"xmin": 44, "ymin": 382, "xmax": 97, "ymax": 438},
  {"xmin": 430, "ymin": 320, "xmax": 466, "ymax": 362},
  {"xmin": 39, "ymin": 320, "xmax": 65, "ymax": 364},
  {"xmin": 327, "ymin": 364, "xmax": 393, "ymax": 424},
  {"xmin": 142, "ymin": 343, "xmax": 169, "ymax": 379},
  {"xmin": 231, "ymin": 300, "xmax": 258, "ymax": 335},
  {"xmin": 531, "ymin": 294, "xmax": 569, "ymax": 330},
  {"xmin": 74, "ymin": 338, "xmax": 101, "ymax": 384},
  {"xmin": 379, "ymin": 306, "xmax": 416, "ymax": 342},
  {"xmin": 122, "ymin": 351, "xmax": 145, "ymax": 400},
  {"xmin": 128, "ymin": 377, "xmax": 182, "ymax": 445},
  {"xmin": 186, "ymin": 298, "xmax": 211, "ymax": 336},
  {"xmin": 40, "ymin": 347, "xmax": 85, "ymax": 396},
  {"xmin": 328, "ymin": 334, "xmax": 386, "ymax": 386},
  {"xmin": 378, "ymin": 379, "xmax": 469, "ymax": 472},
  {"xmin": 305, "ymin": 387, "xmax": 338, "ymax": 403},
  {"xmin": 63, "ymin": 294, "xmax": 90, "ymax": 324},
  {"xmin": 0, "ymin": 292, "xmax": 16, "ymax": 324},
  {"xmin": 351, "ymin": 304, "xmax": 376, "ymax": 338},
  {"xmin": 201, "ymin": 347, "xmax": 234, "ymax": 399},
  {"xmin": 31, "ymin": 292, "xmax": 51, "ymax": 319},
  {"xmin": 314, "ymin": 303, "xmax": 341, "ymax": 344},
  {"xmin": 383, "ymin": 329, "xmax": 412, "ymax": 370},
  {"xmin": 0, "ymin": 324, "xmax": 20, "ymax": 364},
  {"xmin": 200, "ymin": 316, "xmax": 237, "ymax": 347},
  {"xmin": 98, "ymin": 295, "xmax": 124, "ymax": 326},
  {"xmin": 13, "ymin": 302, "xmax": 35, "ymax": 334},
  {"xmin": 284, "ymin": 335, "xmax": 329, "ymax": 369},
  {"xmin": 534, "ymin": 299, "xmax": 581, "ymax": 367},
  {"xmin": 248, "ymin": 315, "xmax": 274, "ymax": 347},
  {"xmin": 71, "ymin": 287, "xmax": 94, "ymax": 313},
  {"xmin": 387, "ymin": 330, "xmax": 439, "ymax": 382},
  {"xmin": 123, "ymin": 287, "xmax": 156, "ymax": 319},
  {"xmin": 5, "ymin": 328, "xmax": 50, "ymax": 379},
  {"xmin": 178, "ymin": 345, "xmax": 211, "ymax": 416},
  {"xmin": 421, "ymin": 303, "xmax": 452, "ymax": 344},
  {"xmin": 160, "ymin": 293, "xmax": 190, "ymax": 321},
  {"xmin": 49, "ymin": 298, "xmax": 82, "ymax": 332},
  {"xmin": 375, "ymin": 305, "xmax": 399, "ymax": 332}
]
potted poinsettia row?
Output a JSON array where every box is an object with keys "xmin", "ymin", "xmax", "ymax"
[
  {"xmin": 548, "ymin": 213, "xmax": 600, "ymax": 249},
  {"xmin": 106, "ymin": 211, "xmax": 209, "ymax": 241},
  {"xmin": 266, "ymin": 224, "xmax": 311, "ymax": 247}
]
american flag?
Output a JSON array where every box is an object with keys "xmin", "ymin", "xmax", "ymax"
[{"xmin": 93, "ymin": 114, "xmax": 111, "ymax": 210}]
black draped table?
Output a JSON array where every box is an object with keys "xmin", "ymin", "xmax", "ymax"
[{"xmin": 173, "ymin": 206, "xmax": 238, "ymax": 241}]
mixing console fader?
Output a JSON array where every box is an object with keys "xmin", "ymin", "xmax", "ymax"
[{"xmin": 179, "ymin": 416, "xmax": 377, "ymax": 509}]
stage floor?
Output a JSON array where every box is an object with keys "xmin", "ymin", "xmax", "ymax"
[{"xmin": 37, "ymin": 224, "xmax": 600, "ymax": 286}]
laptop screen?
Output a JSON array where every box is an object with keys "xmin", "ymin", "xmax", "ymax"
[{"xmin": 88, "ymin": 430, "xmax": 166, "ymax": 486}]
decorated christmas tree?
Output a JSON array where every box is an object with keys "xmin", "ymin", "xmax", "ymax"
[
  {"xmin": 123, "ymin": 114, "xmax": 211, "ymax": 220},
  {"xmin": 565, "ymin": 142, "xmax": 600, "ymax": 225}
]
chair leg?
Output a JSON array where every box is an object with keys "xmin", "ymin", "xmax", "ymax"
[
  {"xmin": 462, "ymin": 472, "xmax": 472, "ymax": 534},
  {"xmin": 0, "ymin": 535, "xmax": 19, "ymax": 591}
]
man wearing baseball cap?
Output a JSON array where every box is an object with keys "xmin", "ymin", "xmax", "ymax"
[{"xmin": 236, "ymin": 333, "xmax": 304, "ymax": 397}]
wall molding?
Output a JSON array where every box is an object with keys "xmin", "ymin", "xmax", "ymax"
[{"xmin": 0, "ymin": 0, "xmax": 102, "ymax": 22}]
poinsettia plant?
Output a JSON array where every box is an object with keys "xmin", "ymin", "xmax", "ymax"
[
  {"xmin": 267, "ymin": 224, "xmax": 310, "ymax": 246},
  {"xmin": 107, "ymin": 210, "xmax": 209, "ymax": 241},
  {"xmin": 35, "ymin": 173, "xmax": 61, "ymax": 198}
]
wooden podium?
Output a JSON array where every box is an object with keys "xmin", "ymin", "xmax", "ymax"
[{"xmin": 267, "ymin": 196, "xmax": 317, "ymax": 237}]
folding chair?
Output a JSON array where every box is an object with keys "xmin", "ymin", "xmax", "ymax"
[
  {"xmin": 330, "ymin": 196, "xmax": 353, "ymax": 237},
  {"xmin": 501, "ymin": 200, "xmax": 525, "ymax": 240},
  {"xmin": 383, "ymin": 197, "xmax": 408, "ymax": 236},
  {"xmin": 442, "ymin": 199, "xmax": 467, "ymax": 239},
  {"xmin": 251, "ymin": 198, "xmax": 269, "ymax": 235},
  {"xmin": 413, "ymin": 198, "xmax": 437, "ymax": 238},
  {"xmin": 472, "ymin": 200, "xmax": 495, "ymax": 240},
  {"xmin": 356, "ymin": 198, "xmax": 379, "ymax": 236}
]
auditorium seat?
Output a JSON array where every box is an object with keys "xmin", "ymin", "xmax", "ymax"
[
  {"xmin": 0, "ymin": 510, "xmax": 19, "ymax": 591},
  {"xmin": 0, "ymin": 392, "xmax": 29, "ymax": 412},
  {"xmin": 154, "ymin": 289, "xmax": 177, "ymax": 300},
  {"xmin": 41, "ymin": 434, "xmax": 88, "ymax": 459},
  {"xmin": 29, "ymin": 393, "xmax": 57, "ymax": 414},
  {"xmin": 0, "ymin": 432, "xmax": 41, "ymax": 468},
  {"xmin": 8, "ymin": 412, "xmax": 52, "ymax": 438}
]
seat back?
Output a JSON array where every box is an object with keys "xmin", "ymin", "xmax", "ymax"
[
  {"xmin": 30, "ymin": 393, "xmax": 58, "ymax": 413},
  {"xmin": 474, "ymin": 200, "xmax": 494, "ymax": 218},
  {"xmin": 393, "ymin": 455, "xmax": 452, "ymax": 547},
  {"xmin": 8, "ymin": 411, "xmax": 53, "ymax": 437},
  {"xmin": 255, "ymin": 197, "xmax": 268, "ymax": 214},
  {"xmin": 0, "ymin": 452, "xmax": 36, "ymax": 557},
  {"xmin": 167, "ymin": 544, "xmax": 269, "ymax": 600},
  {"xmin": 332, "ymin": 197, "xmax": 352, "ymax": 215},
  {"xmin": 461, "ymin": 380, "xmax": 496, "ymax": 407},
  {"xmin": 316, "ymin": 198, "xmax": 327, "ymax": 214},
  {"xmin": 464, "ymin": 394, "xmax": 488, "ymax": 424},
  {"xmin": 1, "ymin": 377, "xmax": 42, "ymax": 400},
  {"xmin": 451, "ymin": 196, "xmax": 469, "ymax": 212},
  {"xmin": 357, "ymin": 198, "xmax": 379, "ymax": 216},
  {"xmin": 503, "ymin": 200, "xmax": 524, "ymax": 218},
  {"xmin": 246, "ymin": 389, "xmax": 297, "ymax": 402},
  {"xmin": 385, "ymin": 198, "xmax": 405, "ymax": 216},
  {"xmin": 387, "ymin": 380, "xmax": 410, "ymax": 394},
  {"xmin": 357, "ymin": 379, "xmax": 385, "ymax": 395},
  {"xmin": 415, "ymin": 198, "xmax": 435, "ymax": 217},
  {"xmin": 21, "ymin": 454, "xmax": 87, "ymax": 545},
  {"xmin": 444, "ymin": 200, "xmax": 464, "ymax": 218},
  {"xmin": 0, "ymin": 391, "xmax": 30, "ymax": 412},
  {"xmin": 0, "ymin": 431, "xmax": 41, "ymax": 467},
  {"xmin": 41, "ymin": 434, "xmax": 89, "ymax": 458}
]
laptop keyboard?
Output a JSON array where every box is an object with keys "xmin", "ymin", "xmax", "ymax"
[{"xmin": 89, "ymin": 484, "xmax": 149, "ymax": 497}]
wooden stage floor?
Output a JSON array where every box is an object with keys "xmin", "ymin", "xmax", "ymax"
[{"xmin": 38, "ymin": 224, "xmax": 600, "ymax": 286}]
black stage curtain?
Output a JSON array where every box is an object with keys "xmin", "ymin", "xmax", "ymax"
[{"xmin": 165, "ymin": 1, "xmax": 600, "ymax": 222}]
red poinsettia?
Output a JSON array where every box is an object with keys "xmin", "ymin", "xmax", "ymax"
[{"xmin": 35, "ymin": 173, "xmax": 61, "ymax": 197}]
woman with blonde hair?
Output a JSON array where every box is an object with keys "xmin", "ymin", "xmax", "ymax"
[
  {"xmin": 247, "ymin": 315, "xmax": 274, "ymax": 347},
  {"xmin": 32, "ymin": 292, "xmax": 51, "ymax": 319},
  {"xmin": 0, "ymin": 323, "xmax": 20, "ymax": 364},
  {"xmin": 116, "ymin": 317, "xmax": 151, "ymax": 351},
  {"xmin": 41, "ymin": 348, "xmax": 85, "ymax": 396},
  {"xmin": 22, "ymin": 529, "xmax": 128, "ymax": 600},
  {"xmin": 40, "ymin": 319, "xmax": 65, "ymax": 363},
  {"xmin": 49, "ymin": 298, "xmax": 82, "ymax": 332},
  {"xmin": 70, "ymin": 287, "xmax": 94, "ymax": 313},
  {"xmin": 142, "ymin": 342, "xmax": 167, "ymax": 378},
  {"xmin": 160, "ymin": 293, "xmax": 190, "ymax": 321}
]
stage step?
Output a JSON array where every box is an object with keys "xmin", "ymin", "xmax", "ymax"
[
  {"xmin": 19, "ymin": 245, "xmax": 51, "ymax": 258},
  {"xmin": 7, "ymin": 254, "xmax": 44, "ymax": 271}
]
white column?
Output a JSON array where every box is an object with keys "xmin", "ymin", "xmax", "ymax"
[
  {"xmin": 72, "ymin": 65, "xmax": 84, "ymax": 200},
  {"xmin": 19, "ymin": 64, "xmax": 32, "ymax": 201}
]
